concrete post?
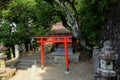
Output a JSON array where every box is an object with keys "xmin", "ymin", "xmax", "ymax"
[
  {"xmin": 15, "ymin": 45, "xmax": 20, "ymax": 59},
  {"xmin": 93, "ymin": 46, "xmax": 100, "ymax": 73},
  {"xmin": 93, "ymin": 46, "xmax": 101, "ymax": 80}
]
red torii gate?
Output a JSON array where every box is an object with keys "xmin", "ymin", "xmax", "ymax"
[{"xmin": 35, "ymin": 35, "xmax": 72, "ymax": 72}]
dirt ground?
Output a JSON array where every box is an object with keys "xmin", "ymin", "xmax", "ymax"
[
  {"xmin": 8, "ymin": 52, "xmax": 94, "ymax": 80},
  {"xmin": 37, "ymin": 61, "xmax": 94, "ymax": 80}
]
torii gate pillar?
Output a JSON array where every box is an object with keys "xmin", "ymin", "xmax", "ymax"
[{"xmin": 36, "ymin": 36, "xmax": 72, "ymax": 72}]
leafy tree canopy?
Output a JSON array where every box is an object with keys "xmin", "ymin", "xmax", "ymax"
[{"xmin": 0, "ymin": 0, "xmax": 117, "ymax": 51}]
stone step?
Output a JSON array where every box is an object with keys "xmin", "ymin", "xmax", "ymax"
[
  {"xmin": 18, "ymin": 60, "xmax": 39, "ymax": 62},
  {"xmin": 16, "ymin": 59, "xmax": 54, "ymax": 69},
  {"xmin": 15, "ymin": 60, "xmax": 37, "ymax": 69},
  {"xmin": 20, "ymin": 57, "xmax": 40, "ymax": 60},
  {"xmin": 15, "ymin": 65, "xmax": 32, "ymax": 69},
  {"xmin": 17, "ymin": 62, "xmax": 34, "ymax": 67},
  {"xmin": 18, "ymin": 59, "xmax": 53, "ymax": 63}
]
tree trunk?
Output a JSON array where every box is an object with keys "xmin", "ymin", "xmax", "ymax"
[
  {"xmin": 62, "ymin": 2, "xmax": 91, "ymax": 51},
  {"xmin": 100, "ymin": 2, "xmax": 120, "ymax": 79},
  {"xmin": 5, "ymin": 45, "xmax": 20, "ymax": 66},
  {"xmin": 54, "ymin": 0, "xmax": 91, "ymax": 51},
  {"xmin": 28, "ymin": 43, "xmax": 31, "ymax": 53},
  {"xmin": 10, "ymin": 47, "xmax": 14, "ymax": 59},
  {"xmin": 23, "ymin": 43, "xmax": 26, "ymax": 54}
]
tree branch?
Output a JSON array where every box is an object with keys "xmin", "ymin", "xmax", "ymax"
[
  {"xmin": 57, "ymin": 12, "xmax": 71, "ymax": 30},
  {"xmin": 67, "ymin": 0, "xmax": 80, "ymax": 29},
  {"xmin": 54, "ymin": 0, "xmax": 79, "ymax": 37}
]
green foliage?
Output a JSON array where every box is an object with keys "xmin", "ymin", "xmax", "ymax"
[
  {"xmin": 0, "ymin": 0, "xmax": 35, "ymax": 46},
  {"xmin": 0, "ymin": 0, "xmax": 52, "ymax": 48},
  {"xmin": 0, "ymin": 22, "xmax": 17, "ymax": 46},
  {"xmin": 0, "ymin": 22, "xmax": 10, "ymax": 43},
  {"xmin": 78, "ymin": 0, "xmax": 116, "ymax": 46},
  {"xmin": 0, "ymin": 0, "xmax": 117, "ymax": 52},
  {"xmin": 4, "ymin": 0, "xmax": 36, "ymax": 23},
  {"xmin": 0, "ymin": 0, "xmax": 58, "ymax": 54},
  {"xmin": 35, "ymin": 0, "xmax": 62, "ymax": 27},
  {"xmin": 0, "ymin": 0, "xmax": 12, "ymax": 10}
]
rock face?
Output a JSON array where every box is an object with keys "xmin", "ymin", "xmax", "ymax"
[
  {"xmin": 0, "ymin": 67, "xmax": 16, "ymax": 80},
  {"xmin": 100, "ymin": 1, "xmax": 120, "ymax": 77}
]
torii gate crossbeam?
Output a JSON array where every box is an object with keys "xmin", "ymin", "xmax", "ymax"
[{"xmin": 35, "ymin": 36, "xmax": 72, "ymax": 72}]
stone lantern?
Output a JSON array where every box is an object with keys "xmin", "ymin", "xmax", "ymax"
[{"xmin": 97, "ymin": 41, "xmax": 118, "ymax": 79}]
